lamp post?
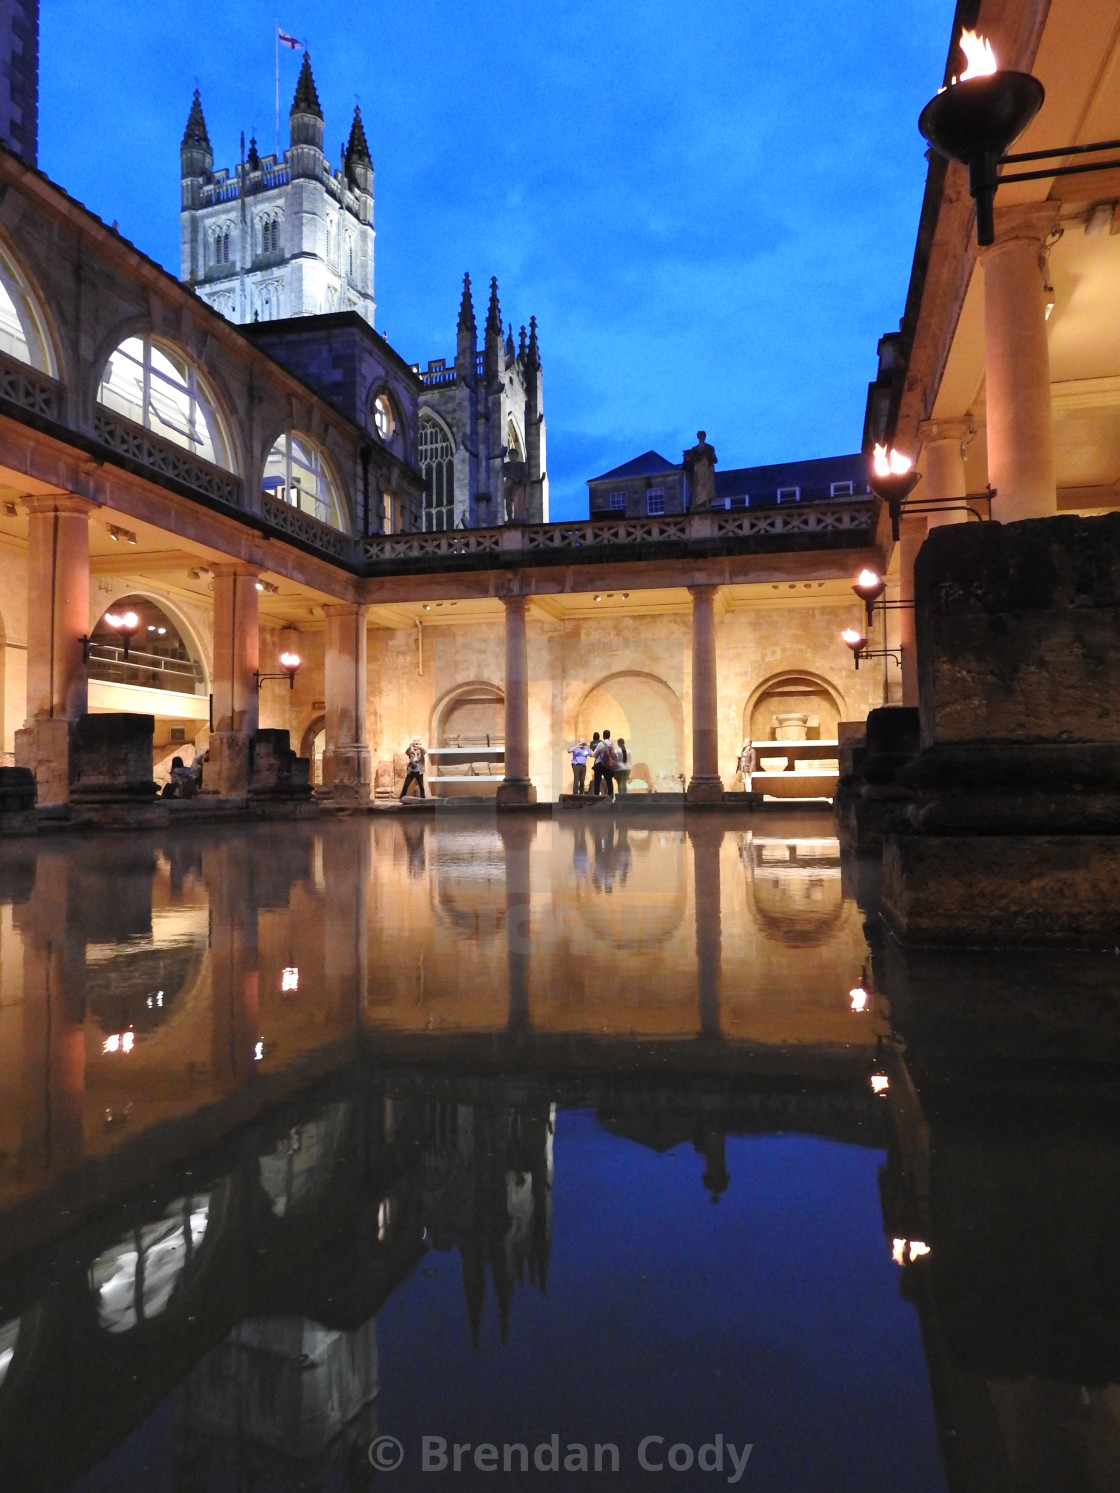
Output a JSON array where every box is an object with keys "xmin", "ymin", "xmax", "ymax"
[
  {"xmin": 254, "ymin": 651, "xmax": 301, "ymax": 691},
  {"xmin": 101, "ymin": 609, "xmax": 140, "ymax": 661}
]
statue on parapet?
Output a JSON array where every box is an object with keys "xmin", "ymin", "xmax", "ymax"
[{"xmin": 684, "ymin": 430, "xmax": 718, "ymax": 508}]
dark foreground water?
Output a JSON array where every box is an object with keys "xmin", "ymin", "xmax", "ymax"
[{"xmin": 0, "ymin": 811, "xmax": 1116, "ymax": 1491}]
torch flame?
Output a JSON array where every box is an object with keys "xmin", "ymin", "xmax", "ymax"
[
  {"xmin": 959, "ymin": 29, "xmax": 997, "ymax": 80},
  {"xmin": 857, "ymin": 569, "xmax": 881, "ymax": 589},
  {"xmin": 872, "ymin": 444, "xmax": 913, "ymax": 478}
]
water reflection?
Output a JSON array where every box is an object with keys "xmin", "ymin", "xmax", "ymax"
[{"xmin": 0, "ymin": 814, "xmax": 1114, "ymax": 1489}]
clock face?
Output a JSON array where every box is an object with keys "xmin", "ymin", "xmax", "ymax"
[{"xmin": 374, "ymin": 393, "xmax": 394, "ymax": 440}]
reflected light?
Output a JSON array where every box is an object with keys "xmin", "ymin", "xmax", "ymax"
[
  {"xmin": 254, "ymin": 1040, "xmax": 265, "ymax": 1062},
  {"xmin": 849, "ymin": 986, "xmax": 869, "ymax": 1012},
  {"xmin": 870, "ymin": 1073, "xmax": 889, "ymax": 1094},
  {"xmin": 281, "ymin": 966, "xmax": 299, "ymax": 993},
  {"xmin": 103, "ymin": 1031, "xmax": 135, "ymax": 1054}
]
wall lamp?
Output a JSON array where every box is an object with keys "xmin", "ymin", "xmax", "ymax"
[
  {"xmin": 868, "ymin": 446, "xmax": 921, "ymax": 542},
  {"xmin": 919, "ymin": 28, "xmax": 1120, "ymax": 248},
  {"xmin": 107, "ymin": 523, "xmax": 138, "ymax": 545},
  {"xmin": 254, "ymin": 652, "xmax": 301, "ymax": 691},
  {"xmin": 82, "ymin": 609, "xmax": 140, "ymax": 663},
  {"xmin": 841, "ymin": 628, "xmax": 902, "ymax": 673}
]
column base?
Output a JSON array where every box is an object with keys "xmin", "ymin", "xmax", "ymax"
[
  {"xmin": 208, "ymin": 731, "xmax": 252, "ymax": 799},
  {"xmin": 496, "ymin": 778, "xmax": 537, "ymax": 807},
  {"xmin": 686, "ymin": 776, "xmax": 725, "ymax": 805},
  {"xmin": 322, "ymin": 745, "xmax": 372, "ymax": 800},
  {"xmin": 15, "ymin": 717, "xmax": 75, "ymax": 806}
]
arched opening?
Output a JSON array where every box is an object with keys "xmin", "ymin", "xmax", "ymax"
[
  {"xmin": 576, "ymin": 672, "xmax": 684, "ymax": 792},
  {"xmin": 740, "ymin": 832, "xmax": 848, "ymax": 947},
  {"xmin": 419, "ymin": 413, "xmax": 455, "ymax": 531},
  {"xmin": 742, "ymin": 672, "xmax": 845, "ymax": 796},
  {"xmin": 0, "ymin": 241, "xmax": 56, "ymax": 374},
  {"xmin": 89, "ymin": 1193, "xmax": 214, "ymax": 1333},
  {"xmin": 262, "ymin": 431, "xmax": 347, "ymax": 531},
  {"xmin": 507, "ymin": 419, "xmax": 524, "ymax": 460},
  {"xmin": 97, "ymin": 336, "xmax": 233, "ymax": 469},
  {"xmin": 300, "ymin": 715, "xmax": 326, "ymax": 787},
  {"xmin": 429, "ymin": 682, "xmax": 504, "ymax": 797}
]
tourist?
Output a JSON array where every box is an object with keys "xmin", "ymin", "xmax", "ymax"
[
  {"xmin": 567, "ymin": 738, "xmax": 591, "ymax": 794},
  {"xmin": 592, "ymin": 730, "xmax": 616, "ymax": 799},
  {"xmin": 738, "ymin": 739, "xmax": 758, "ymax": 787},
  {"xmin": 615, "ymin": 738, "xmax": 631, "ymax": 795},
  {"xmin": 400, "ymin": 738, "xmax": 426, "ymax": 799},
  {"xmin": 162, "ymin": 755, "xmax": 197, "ymax": 799}
]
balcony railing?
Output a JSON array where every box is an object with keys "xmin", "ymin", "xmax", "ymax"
[
  {"xmin": 93, "ymin": 411, "xmax": 244, "ymax": 509},
  {"xmin": 259, "ymin": 488, "xmax": 356, "ymax": 562},
  {"xmin": 0, "ymin": 349, "xmax": 61, "ymax": 422},
  {"xmin": 88, "ymin": 643, "xmax": 206, "ymax": 694}
]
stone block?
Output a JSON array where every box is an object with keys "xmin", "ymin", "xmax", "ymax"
[
  {"xmin": 70, "ymin": 713, "xmax": 157, "ymax": 803},
  {"xmin": 15, "ymin": 717, "xmax": 73, "ymax": 805},
  {"xmin": 322, "ymin": 744, "xmax": 372, "ymax": 800},
  {"xmin": 249, "ymin": 729, "xmax": 313, "ymax": 800},
  {"xmin": 837, "ymin": 721, "xmax": 865, "ymax": 779},
  {"xmin": 208, "ymin": 731, "xmax": 251, "ymax": 798},
  {"xmin": 881, "ymin": 834, "xmax": 1120, "ymax": 946},
  {"xmin": 915, "ymin": 514, "xmax": 1120, "ymax": 748}
]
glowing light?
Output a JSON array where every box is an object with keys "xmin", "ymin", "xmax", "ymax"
[
  {"xmin": 102, "ymin": 1031, "xmax": 135, "ymax": 1054},
  {"xmin": 254, "ymin": 1040, "xmax": 264, "ymax": 1062},
  {"xmin": 281, "ymin": 966, "xmax": 299, "ymax": 993},
  {"xmin": 279, "ymin": 652, "xmax": 301, "ymax": 670},
  {"xmin": 871, "ymin": 1074, "xmax": 890, "ymax": 1094},
  {"xmin": 872, "ymin": 443, "xmax": 913, "ymax": 478},
  {"xmin": 893, "ymin": 1237, "xmax": 931, "ymax": 1266},
  {"xmin": 121, "ymin": 611, "xmax": 139, "ymax": 630},
  {"xmin": 841, "ymin": 628, "xmax": 867, "ymax": 652},
  {"xmin": 850, "ymin": 987, "xmax": 869, "ymax": 1012},
  {"xmin": 959, "ymin": 29, "xmax": 997, "ymax": 80},
  {"xmin": 857, "ymin": 569, "xmax": 881, "ymax": 590},
  {"xmin": 892, "ymin": 1237, "xmax": 906, "ymax": 1265}
]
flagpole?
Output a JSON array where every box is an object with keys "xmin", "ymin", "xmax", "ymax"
[{"xmin": 275, "ymin": 20, "xmax": 280, "ymax": 155}]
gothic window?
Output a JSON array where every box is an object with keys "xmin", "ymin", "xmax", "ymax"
[
  {"xmin": 506, "ymin": 419, "xmax": 523, "ymax": 460},
  {"xmin": 262, "ymin": 432, "xmax": 346, "ymax": 531},
  {"xmin": 0, "ymin": 245, "xmax": 54, "ymax": 372},
  {"xmin": 419, "ymin": 415, "xmax": 454, "ymax": 532},
  {"xmin": 270, "ymin": 217, "xmax": 280, "ymax": 252},
  {"xmin": 98, "ymin": 336, "xmax": 232, "ymax": 469},
  {"xmin": 326, "ymin": 220, "xmax": 336, "ymax": 269},
  {"xmin": 348, "ymin": 236, "xmax": 354, "ymax": 277}
]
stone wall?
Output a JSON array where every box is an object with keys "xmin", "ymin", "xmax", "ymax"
[{"xmin": 0, "ymin": 0, "xmax": 38, "ymax": 166}]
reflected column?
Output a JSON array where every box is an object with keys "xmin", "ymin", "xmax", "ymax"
[
  {"xmin": 496, "ymin": 595, "xmax": 537, "ymax": 806},
  {"xmin": 688, "ymin": 822, "xmax": 722, "ymax": 1041},
  {"xmin": 322, "ymin": 822, "xmax": 370, "ymax": 1034},
  {"xmin": 686, "ymin": 585, "xmax": 724, "ymax": 803},
  {"xmin": 210, "ymin": 563, "xmax": 260, "ymax": 798},
  {"xmin": 205, "ymin": 839, "xmax": 260, "ymax": 1086},
  {"xmin": 15, "ymin": 494, "xmax": 97, "ymax": 804},
  {"xmin": 322, "ymin": 603, "xmax": 371, "ymax": 799},
  {"xmin": 501, "ymin": 817, "xmax": 534, "ymax": 1035}
]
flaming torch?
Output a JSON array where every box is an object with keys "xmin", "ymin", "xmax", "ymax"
[
  {"xmin": 868, "ymin": 444, "xmax": 920, "ymax": 540},
  {"xmin": 918, "ymin": 29, "xmax": 1044, "ymax": 246}
]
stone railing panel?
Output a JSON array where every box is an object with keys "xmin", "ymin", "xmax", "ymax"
[
  {"xmin": 361, "ymin": 527, "xmax": 502, "ymax": 563},
  {"xmin": 259, "ymin": 489, "xmax": 356, "ymax": 561},
  {"xmin": 0, "ymin": 352, "xmax": 61, "ymax": 421},
  {"xmin": 93, "ymin": 411, "xmax": 244, "ymax": 508}
]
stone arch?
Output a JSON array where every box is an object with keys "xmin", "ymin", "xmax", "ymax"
[
  {"xmin": 260, "ymin": 428, "xmax": 350, "ymax": 532},
  {"xmin": 742, "ymin": 670, "xmax": 847, "ymax": 746},
  {"xmin": 575, "ymin": 671, "xmax": 684, "ymax": 790},
  {"xmin": 299, "ymin": 714, "xmax": 326, "ymax": 786},
  {"xmin": 430, "ymin": 680, "xmax": 504, "ymax": 749},
  {"xmin": 91, "ymin": 589, "xmax": 211, "ymax": 696},
  {"xmin": 94, "ymin": 327, "xmax": 239, "ymax": 473},
  {"xmin": 0, "ymin": 231, "xmax": 61, "ymax": 377}
]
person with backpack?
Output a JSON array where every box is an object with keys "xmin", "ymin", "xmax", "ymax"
[
  {"xmin": 592, "ymin": 729, "xmax": 617, "ymax": 799},
  {"xmin": 614, "ymin": 738, "xmax": 632, "ymax": 795}
]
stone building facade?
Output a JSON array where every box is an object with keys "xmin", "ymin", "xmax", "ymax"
[
  {"xmin": 588, "ymin": 449, "xmax": 869, "ymax": 519},
  {"xmin": 179, "ymin": 56, "xmax": 546, "ymax": 533},
  {"xmin": 0, "ymin": 0, "xmax": 38, "ymax": 166}
]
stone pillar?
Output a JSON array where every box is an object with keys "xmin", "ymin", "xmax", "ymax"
[
  {"xmin": 14, "ymin": 494, "xmax": 97, "ymax": 804},
  {"xmin": 322, "ymin": 603, "xmax": 371, "ymax": 799},
  {"xmin": 982, "ymin": 205, "xmax": 1060, "ymax": 522},
  {"xmin": 209, "ymin": 563, "xmax": 259, "ymax": 798},
  {"xmin": 898, "ymin": 515, "xmax": 928, "ymax": 708},
  {"xmin": 686, "ymin": 585, "xmax": 723, "ymax": 803},
  {"xmin": 496, "ymin": 595, "xmax": 536, "ymax": 806},
  {"xmin": 918, "ymin": 417, "xmax": 971, "ymax": 529}
]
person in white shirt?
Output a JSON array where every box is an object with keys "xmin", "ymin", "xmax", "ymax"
[{"xmin": 400, "ymin": 738, "xmax": 426, "ymax": 799}]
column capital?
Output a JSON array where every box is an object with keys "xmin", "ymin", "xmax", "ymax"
[
  {"xmin": 687, "ymin": 583, "xmax": 719, "ymax": 602},
  {"xmin": 21, "ymin": 493, "xmax": 100, "ymax": 519},
  {"xmin": 211, "ymin": 561, "xmax": 261, "ymax": 581},
  {"xmin": 918, "ymin": 416, "xmax": 973, "ymax": 447},
  {"xmin": 322, "ymin": 602, "xmax": 368, "ymax": 620},
  {"xmin": 500, "ymin": 593, "xmax": 529, "ymax": 613},
  {"xmin": 980, "ymin": 201, "xmax": 1061, "ymax": 258}
]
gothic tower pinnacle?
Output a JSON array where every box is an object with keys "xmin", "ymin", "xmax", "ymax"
[{"xmin": 180, "ymin": 89, "xmax": 212, "ymax": 180}]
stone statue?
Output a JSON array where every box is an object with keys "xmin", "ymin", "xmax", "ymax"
[{"xmin": 684, "ymin": 429, "xmax": 718, "ymax": 509}]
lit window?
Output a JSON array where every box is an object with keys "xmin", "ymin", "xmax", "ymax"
[
  {"xmin": 98, "ymin": 337, "xmax": 231, "ymax": 468},
  {"xmin": 830, "ymin": 480, "xmax": 855, "ymax": 497},
  {"xmin": 419, "ymin": 415, "xmax": 454, "ymax": 531},
  {"xmin": 373, "ymin": 392, "xmax": 394, "ymax": 440},
  {"xmin": 0, "ymin": 248, "xmax": 54, "ymax": 372},
  {"xmin": 507, "ymin": 419, "xmax": 524, "ymax": 460},
  {"xmin": 608, "ymin": 492, "xmax": 626, "ymax": 511},
  {"xmin": 777, "ymin": 486, "xmax": 801, "ymax": 503},
  {"xmin": 90, "ymin": 1195, "xmax": 211, "ymax": 1333},
  {"xmin": 646, "ymin": 490, "xmax": 665, "ymax": 516},
  {"xmin": 262, "ymin": 432, "xmax": 347, "ymax": 530}
]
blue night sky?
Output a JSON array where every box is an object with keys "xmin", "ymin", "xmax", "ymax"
[{"xmin": 38, "ymin": 1, "xmax": 957, "ymax": 520}]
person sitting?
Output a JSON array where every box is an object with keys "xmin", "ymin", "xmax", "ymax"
[{"xmin": 162, "ymin": 755, "xmax": 197, "ymax": 799}]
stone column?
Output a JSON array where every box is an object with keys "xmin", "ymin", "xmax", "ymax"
[
  {"xmin": 897, "ymin": 514, "xmax": 927, "ymax": 708},
  {"xmin": 209, "ymin": 563, "xmax": 259, "ymax": 798},
  {"xmin": 14, "ymin": 494, "xmax": 97, "ymax": 804},
  {"xmin": 983, "ymin": 204, "xmax": 1060, "ymax": 522},
  {"xmin": 686, "ymin": 585, "xmax": 723, "ymax": 803},
  {"xmin": 497, "ymin": 595, "xmax": 536, "ymax": 806},
  {"xmin": 918, "ymin": 417, "xmax": 971, "ymax": 529},
  {"xmin": 322, "ymin": 603, "xmax": 371, "ymax": 799}
]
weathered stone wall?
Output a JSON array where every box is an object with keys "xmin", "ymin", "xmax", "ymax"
[{"xmin": 0, "ymin": 0, "xmax": 38, "ymax": 166}]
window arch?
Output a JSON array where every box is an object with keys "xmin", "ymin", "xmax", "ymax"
[
  {"xmin": 507, "ymin": 419, "xmax": 524, "ymax": 460},
  {"xmin": 419, "ymin": 414, "xmax": 454, "ymax": 532},
  {"xmin": 97, "ymin": 336, "xmax": 233, "ymax": 469},
  {"xmin": 262, "ymin": 432, "xmax": 347, "ymax": 530},
  {"xmin": 373, "ymin": 390, "xmax": 395, "ymax": 441},
  {"xmin": 0, "ymin": 243, "xmax": 55, "ymax": 373},
  {"xmin": 88, "ymin": 594, "xmax": 208, "ymax": 696}
]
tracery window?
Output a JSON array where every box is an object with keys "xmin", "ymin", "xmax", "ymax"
[
  {"xmin": 98, "ymin": 336, "xmax": 231, "ymax": 468},
  {"xmin": 419, "ymin": 415, "xmax": 454, "ymax": 532},
  {"xmin": 262, "ymin": 432, "xmax": 346, "ymax": 530},
  {"xmin": 507, "ymin": 419, "xmax": 523, "ymax": 460}
]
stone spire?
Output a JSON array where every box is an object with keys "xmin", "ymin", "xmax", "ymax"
[
  {"xmin": 505, "ymin": 322, "xmax": 515, "ymax": 361},
  {"xmin": 458, "ymin": 271, "xmax": 476, "ymax": 332},
  {"xmin": 346, "ymin": 105, "xmax": 371, "ymax": 165},
  {"xmin": 526, "ymin": 315, "xmax": 541, "ymax": 372},
  {"xmin": 518, "ymin": 325, "xmax": 527, "ymax": 360},
  {"xmin": 291, "ymin": 52, "xmax": 322, "ymax": 118},
  {"xmin": 486, "ymin": 277, "xmax": 502, "ymax": 339},
  {"xmin": 180, "ymin": 89, "xmax": 213, "ymax": 182},
  {"xmin": 181, "ymin": 89, "xmax": 211, "ymax": 153}
]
